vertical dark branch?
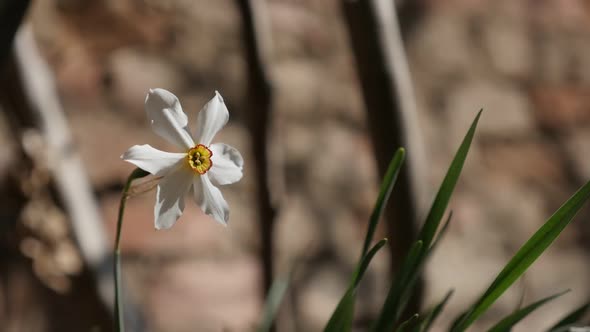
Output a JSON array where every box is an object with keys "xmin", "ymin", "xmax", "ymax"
[
  {"xmin": 236, "ymin": 0, "xmax": 277, "ymax": 298},
  {"xmin": 341, "ymin": 0, "xmax": 428, "ymax": 317},
  {"xmin": 0, "ymin": 0, "xmax": 31, "ymax": 65},
  {"xmin": 397, "ymin": 0, "xmax": 428, "ymax": 40}
]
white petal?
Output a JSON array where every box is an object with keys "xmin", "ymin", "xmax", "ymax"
[
  {"xmin": 145, "ymin": 88, "xmax": 195, "ymax": 149},
  {"xmin": 154, "ymin": 166, "xmax": 193, "ymax": 230},
  {"xmin": 194, "ymin": 91, "xmax": 229, "ymax": 145},
  {"xmin": 209, "ymin": 143, "xmax": 243, "ymax": 185},
  {"xmin": 121, "ymin": 144, "xmax": 185, "ymax": 176},
  {"xmin": 193, "ymin": 175, "xmax": 229, "ymax": 225}
]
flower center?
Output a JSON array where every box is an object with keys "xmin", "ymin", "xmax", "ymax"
[{"xmin": 187, "ymin": 144, "xmax": 213, "ymax": 174}]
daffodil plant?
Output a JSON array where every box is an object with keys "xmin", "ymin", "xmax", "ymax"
[
  {"xmin": 109, "ymin": 91, "xmax": 590, "ymax": 332},
  {"xmin": 114, "ymin": 89, "xmax": 243, "ymax": 331}
]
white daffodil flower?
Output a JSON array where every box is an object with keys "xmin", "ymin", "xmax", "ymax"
[{"xmin": 122, "ymin": 88, "xmax": 243, "ymax": 229}]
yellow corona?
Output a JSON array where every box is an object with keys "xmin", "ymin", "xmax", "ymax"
[{"xmin": 187, "ymin": 144, "xmax": 213, "ymax": 174}]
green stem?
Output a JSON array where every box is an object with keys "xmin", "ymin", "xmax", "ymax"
[{"xmin": 114, "ymin": 168, "xmax": 149, "ymax": 332}]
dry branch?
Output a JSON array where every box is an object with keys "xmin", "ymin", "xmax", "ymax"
[
  {"xmin": 236, "ymin": 0, "xmax": 279, "ymax": 301},
  {"xmin": 3, "ymin": 25, "xmax": 145, "ymax": 330},
  {"xmin": 0, "ymin": 0, "xmax": 30, "ymax": 64},
  {"xmin": 342, "ymin": 0, "xmax": 429, "ymax": 317}
]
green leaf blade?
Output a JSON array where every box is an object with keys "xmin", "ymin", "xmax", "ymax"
[
  {"xmin": 352, "ymin": 239, "xmax": 389, "ymax": 287},
  {"xmin": 372, "ymin": 111, "xmax": 482, "ymax": 332},
  {"xmin": 324, "ymin": 147, "xmax": 404, "ymax": 332},
  {"xmin": 324, "ymin": 239, "xmax": 388, "ymax": 332},
  {"xmin": 418, "ymin": 110, "xmax": 482, "ymax": 251},
  {"xmin": 548, "ymin": 300, "xmax": 590, "ymax": 332},
  {"xmin": 487, "ymin": 290, "xmax": 569, "ymax": 332},
  {"xmin": 420, "ymin": 289, "xmax": 454, "ymax": 332},
  {"xmin": 372, "ymin": 240, "xmax": 424, "ymax": 332},
  {"xmin": 451, "ymin": 179, "xmax": 590, "ymax": 331},
  {"xmin": 362, "ymin": 148, "xmax": 405, "ymax": 256},
  {"xmin": 256, "ymin": 275, "xmax": 291, "ymax": 332},
  {"xmin": 324, "ymin": 289, "xmax": 356, "ymax": 332},
  {"xmin": 396, "ymin": 314, "xmax": 420, "ymax": 332}
]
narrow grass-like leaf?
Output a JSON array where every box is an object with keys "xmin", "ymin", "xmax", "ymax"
[
  {"xmin": 394, "ymin": 112, "xmax": 478, "ymax": 332},
  {"xmin": 549, "ymin": 326, "xmax": 588, "ymax": 332},
  {"xmin": 429, "ymin": 211, "xmax": 453, "ymax": 254},
  {"xmin": 396, "ymin": 314, "xmax": 420, "ymax": 332},
  {"xmin": 324, "ymin": 289, "xmax": 355, "ymax": 332},
  {"xmin": 256, "ymin": 274, "xmax": 291, "ymax": 332},
  {"xmin": 417, "ymin": 110, "xmax": 482, "ymax": 251},
  {"xmin": 325, "ymin": 148, "xmax": 403, "ymax": 332},
  {"xmin": 391, "ymin": 212, "xmax": 454, "ymax": 328},
  {"xmin": 514, "ymin": 287, "xmax": 527, "ymax": 313},
  {"xmin": 372, "ymin": 241, "xmax": 424, "ymax": 332},
  {"xmin": 548, "ymin": 300, "xmax": 590, "ymax": 332},
  {"xmin": 487, "ymin": 290, "xmax": 569, "ymax": 332},
  {"xmin": 324, "ymin": 239, "xmax": 388, "ymax": 332},
  {"xmin": 420, "ymin": 289, "xmax": 454, "ymax": 332},
  {"xmin": 411, "ymin": 317, "xmax": 426, "ymax": 332},
  {"xmin": 451, "ymin": 179, "xmax": 590, "ymax": 332},
  {"xmin": 395, "ymin": 110, "xmax": 481, "ymax": 332},
  {"xmin": 449, "ymin": 312, "xmax": 468, "ymax": 332},
  {"xmin": 362, "ymin": 148, "xmax": 405, "ymax": 257},
  {"xmin": 351, "ymin": 239, "xmax": 388, "ymax": 287}
]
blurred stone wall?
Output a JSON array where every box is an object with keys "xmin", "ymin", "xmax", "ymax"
[
  {"xmin": 408, "ymin": 1, "xmax": 590, "ymax": 331},
  {"xmin": 21, "ymin": 0, "xmax": 590, "ymax": 331}
]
